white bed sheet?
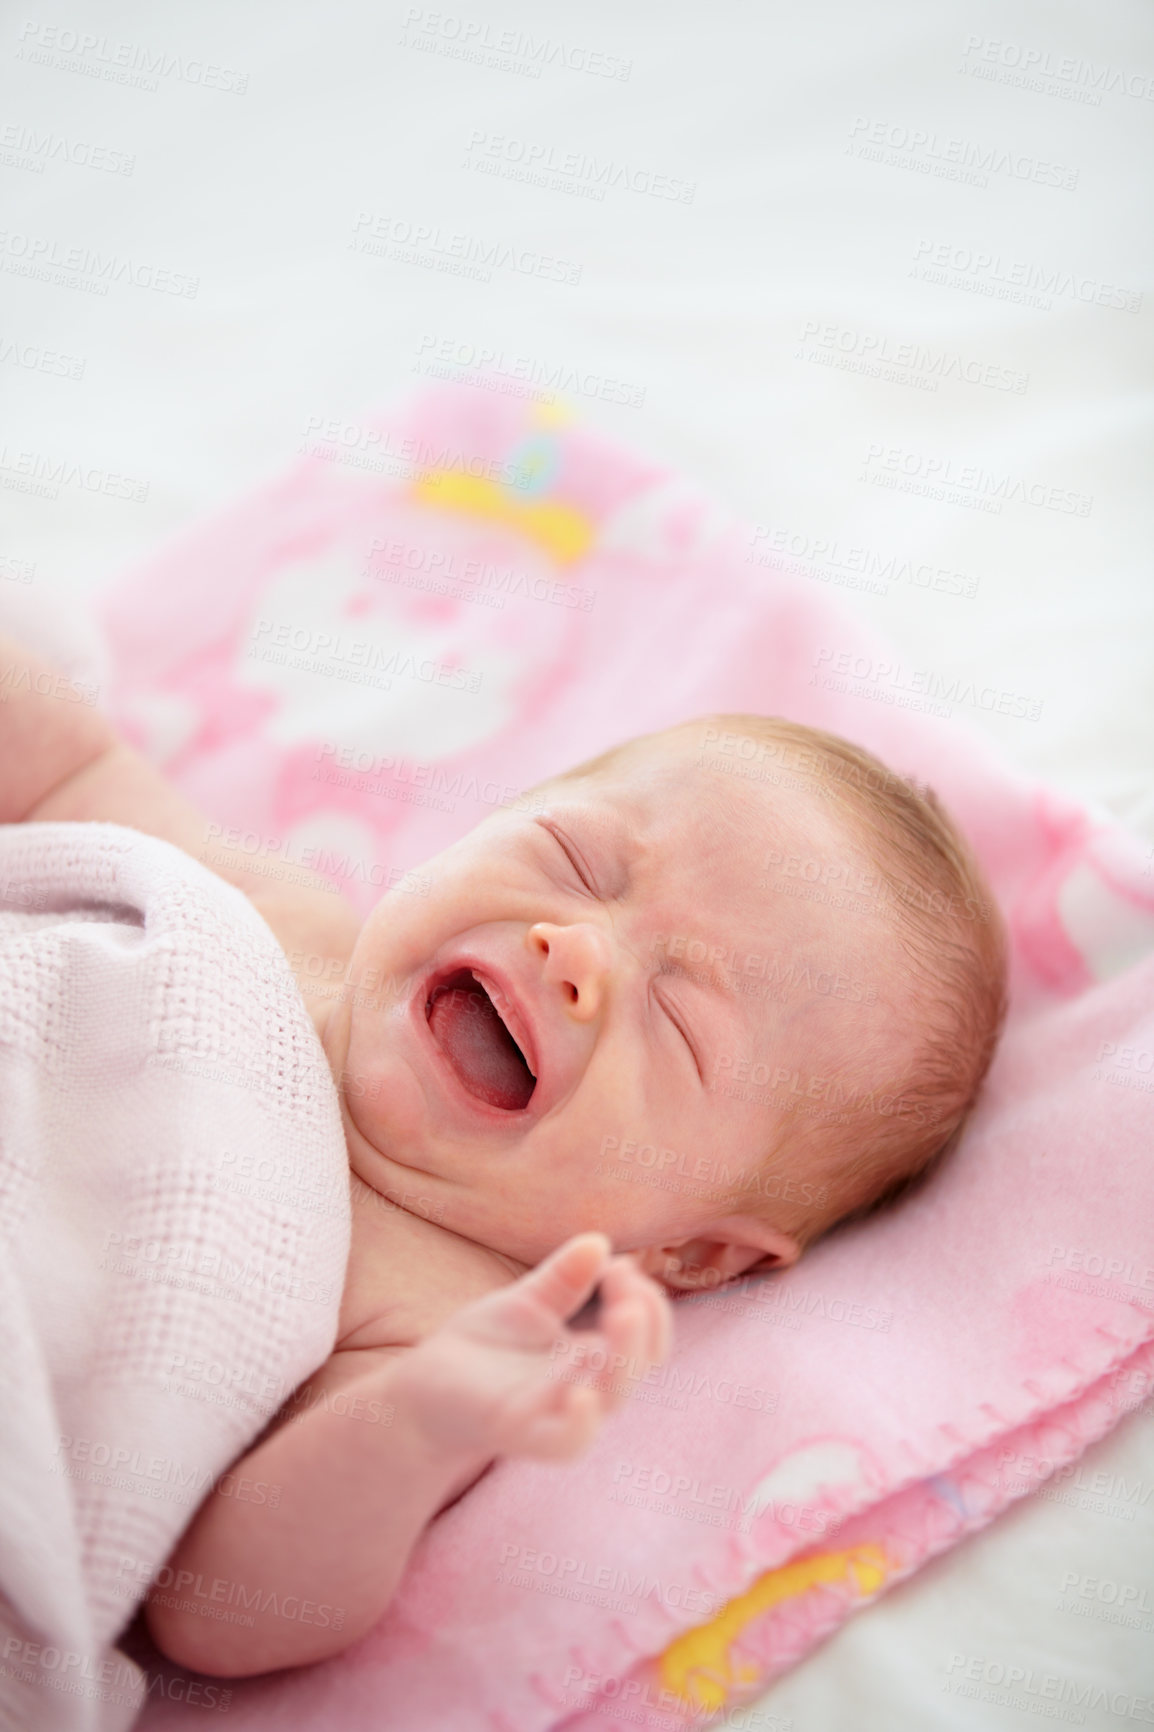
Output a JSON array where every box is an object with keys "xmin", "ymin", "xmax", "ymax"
[{"xmin": 2, "ymin": 1, "xmax": 1151, "ymax": 1726}]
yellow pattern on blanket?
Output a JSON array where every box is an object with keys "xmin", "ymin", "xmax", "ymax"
[
  {"xmin": 658, "ymin": 1542, "xmax": 890, "ymax": 1712},
  {"xmin": 413, "ymin": 471, "xmax": 593, "ymax": 564}
]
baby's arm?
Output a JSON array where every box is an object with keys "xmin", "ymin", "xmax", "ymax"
[
  {"xmin": 145, "ymin": 1235, "xmax": 670, "ymax": 1678},
  {"xmin": 0, "ymin": 629, "xmax": 118, "ymax": 823},
  {"xmin": 0, "ymin": 630, "xmax": 359, "ymax": 969}
]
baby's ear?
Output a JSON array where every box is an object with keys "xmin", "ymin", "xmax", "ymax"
[
  {"xmin": 632, "ymin": 1240, "xmax": 726, "ymax": 1289},
  {"xmin": 635, "ymin": 1222, "xmax": 800, "ymax": 1292},
  {"xmin": 744, "ymin": 1245, "xmax": 796, "ymax": 1275}
]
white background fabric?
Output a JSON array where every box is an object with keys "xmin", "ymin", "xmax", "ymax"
[{"xmin": 1, "ymin": 2, "xmax": 1152, "ymax": 1726}]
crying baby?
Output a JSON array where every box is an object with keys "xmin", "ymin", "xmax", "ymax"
[
  {"xmin": 139, "ymin": 712, "xmax": 1006, "ymax": 1677},
  {"xmin": 12, "ymin": 651, "xmax": 1004, "ymax": 1679}
]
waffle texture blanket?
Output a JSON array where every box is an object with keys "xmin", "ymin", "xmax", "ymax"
[
  {"xmin": 0, "ymin": 823, "xmax": 349, "ymax": 1732},
  {"xmin": 93, "ymin": 384, "xmax": 1154, "ymax": 1730}
]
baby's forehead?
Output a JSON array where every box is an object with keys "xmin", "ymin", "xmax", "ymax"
[
  {"xmin": 591, "ymin": 733, "xmax": 865, "ymax": 874},
  {"xmin": 572, "ymin": 740, "xmax": 882, "ymax": 948}
]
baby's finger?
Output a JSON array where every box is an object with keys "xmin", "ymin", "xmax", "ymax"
[
  {"xmin": 528, "ymin": 1232, "xmax": 612, "ymax": 1324},
  {"xmin": 516, "ymin": 1384, "xmax": 603, "ymax": 1461},
  {"xmin": 601, "ymin": 1258, "xmax": 671, "ymax": 1368},
  {"xmin": 582, "ymin": 1298, "xmax": 648, "ymax": 1411},
  {"xmin": 490, "ymin": 1362, "xmax": 572, "ymax": 1442},
  {"xmin": 650, "ymin": 1281, "xmax": 674, "ymax": 1364},
  {"xmin": 470, "ymin": 1233, "xmax": 612, "ymax": 1347},
  {"xmin": 634, "ymin": 1269, "xmax": 674, "ymax": 1366}
]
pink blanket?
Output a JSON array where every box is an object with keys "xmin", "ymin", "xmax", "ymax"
[{"xmin": 101, "ymin": 387, "xmax": 1154, "ymax": 1729}]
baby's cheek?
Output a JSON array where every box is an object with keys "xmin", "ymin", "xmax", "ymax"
[{"xmin": 339, "ymin": 1025, "xmax": 429, "ymax": 1162}]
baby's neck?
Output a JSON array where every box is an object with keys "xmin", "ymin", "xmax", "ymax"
[
  {"xmin": 316, "ymin": 983, "xmax": 531, "ymax": 1346},
  {"xmin": 353, "ymin": 1166, "xmax": 526, "ymax": 1279},
  {"xmin": 339, "ymin": 1167, "xmax": 526, "ymax": 1350}
]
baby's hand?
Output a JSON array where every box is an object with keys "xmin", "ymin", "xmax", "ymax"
[{"xmin": 398, "ymin": 1234, "xmax": 672, "ymax": 1463}]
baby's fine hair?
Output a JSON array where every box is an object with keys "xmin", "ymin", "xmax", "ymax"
[{"xmin": 721, "ymin": 715, "xmax": 1008, "ymax": 1249}]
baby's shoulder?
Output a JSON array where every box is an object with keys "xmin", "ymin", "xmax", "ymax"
[{"xmin": 337, "ymin": 1173, "xmax": 514, "ymax": 1351}]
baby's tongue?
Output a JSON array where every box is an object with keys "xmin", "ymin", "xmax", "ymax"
[{"xmin": 427, "ymin": 976, "xmax": 535, "ymax": 1111}]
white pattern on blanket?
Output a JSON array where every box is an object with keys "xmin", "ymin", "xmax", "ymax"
[{"xmin": 0, "ymin": 823, "xmax": 349, "ymax": 1732}]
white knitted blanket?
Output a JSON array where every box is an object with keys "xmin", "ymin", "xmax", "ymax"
[{"xmin": 0, "ymin": 823, "xmax": 350, "ymax": 1732}]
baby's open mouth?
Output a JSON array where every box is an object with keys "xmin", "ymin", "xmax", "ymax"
[{"xmin": 425, "ymin": 968, "xmax": 537, "ymax": 1111}]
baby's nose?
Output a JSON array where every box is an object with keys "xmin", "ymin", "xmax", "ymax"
[{"xmin": 528, "ymin": 922, "xmax": 612, "ymax": 1021}]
